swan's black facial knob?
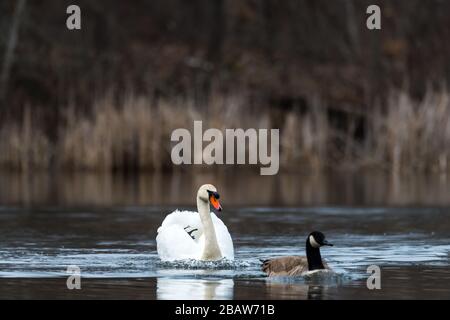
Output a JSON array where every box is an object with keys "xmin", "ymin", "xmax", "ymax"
[{"xmin": 207, "ymin": 190, "xmax": 220, "ymax": 199}]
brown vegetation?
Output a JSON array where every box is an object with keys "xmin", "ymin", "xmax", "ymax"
[{"xmin": 1, "ymin": 88, "xmax": 450, "ymax": 174}]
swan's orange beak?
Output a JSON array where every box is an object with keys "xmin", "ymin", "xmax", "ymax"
[{"xmin": 210, "ymin": 195, "xmax": 222, "ymax": 211}]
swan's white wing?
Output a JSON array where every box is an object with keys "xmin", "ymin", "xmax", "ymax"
[
  {"xmin": 211, "ymin": 213, "xmax": 234, "ymax": 260},
  {"xmin": 156, "ymin": 210, "xmax": 204, "ymax": 261},
  {"xmin": 156, "ymin": 210, "xmax": 234, "ymax": 261}
]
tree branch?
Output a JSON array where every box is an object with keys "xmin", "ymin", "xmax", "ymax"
[{"xmin": 0, "ymin": 0, "xmax": 27, "ymax": 103}]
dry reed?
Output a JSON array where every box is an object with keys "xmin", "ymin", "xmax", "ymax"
[{"xmin": 1, "ymin": 88, "xmax": 450, "ymax": 173}]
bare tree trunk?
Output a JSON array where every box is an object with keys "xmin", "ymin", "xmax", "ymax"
[
  {"xmin": 344, "ymin": 0, "xmax": 360, "ymax": 56},
  {"xmin": 207, "ymin": 0, "xmax": 225, "ymax": 64},
  {"xmin": 0, "ymin": 0, "xmax": 27, "ymax": 102}
]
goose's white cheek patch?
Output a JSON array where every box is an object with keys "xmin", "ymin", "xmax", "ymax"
[{"xmin": 309, "ymin": 235, "xmax": 321, "ymax": 248}]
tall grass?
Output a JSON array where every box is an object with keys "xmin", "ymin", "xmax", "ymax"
[
  {"xmin": 0, "ymin": 107, "xmax": 50, "ymax": 171},
  {"xmin": 59, "ymin": 94, "xmax": 180, "ymax": 171},
  {"xmin": 281, "ymin": 97, "xmax": 328, "ymax": 169},
  {"xmin": 1, "ymin": 88, "xmax": 450, "ymax": 173},
  {"xmin": 365, "ymin": 89, "xmax": 450, "ymax": 173}
]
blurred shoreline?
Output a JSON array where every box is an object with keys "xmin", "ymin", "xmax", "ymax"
[{"xmin": 2, "ymin": 89, "xmax": 450, "ymax": 174}]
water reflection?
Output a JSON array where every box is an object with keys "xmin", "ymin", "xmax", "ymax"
[
  {"xmin": 265, "ymin": 282, "xmax": 309, "ymax": 299},
  {"xmin": 0, "ymin": 168, "xmax": 450, "ymax": 299},
  {"xmin": 264, "ymin": 280, "xmax": 331, "ymax": 300},
  {"xmin": 2, "ymin": 170, "xmax": 450, "ymax": 206},
  {"xmin": 156, "ymin": 278, "xmax": 234, "ymax": 300}
]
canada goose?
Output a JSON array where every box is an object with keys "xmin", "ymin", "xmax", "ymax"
[
  {"xmin": 156, "ymin": 184, "xmax": 234, "ymax": 261},
  {"xmin": 261, "ymin": 231, "xmax": 333, "ymax": 276}
]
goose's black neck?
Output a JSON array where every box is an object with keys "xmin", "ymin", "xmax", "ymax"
[{"xmin": 306, "ymin": 238, "xmax": 325, "ymax": 271}]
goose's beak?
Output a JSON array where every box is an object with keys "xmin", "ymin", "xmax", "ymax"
[
  {"xmin": 210, "ymin": 195, "xmax": 222, "ymax": 212},
  {"xmin": 322, "ymin": 240, "xmax": 333, "ymax": 246}
]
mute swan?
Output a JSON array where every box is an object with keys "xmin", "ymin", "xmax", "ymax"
[
  {"xmin": 261, "ymin": 231, "xmax": 333, "ymax": 276},
  {"xmin": 156, "ymin": 184, "xmax": 234, "ymax": 261}
]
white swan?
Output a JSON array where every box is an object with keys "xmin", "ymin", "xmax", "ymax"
[{"xmin": 156, "ymin": 184, "xmax": 234, "ymax": 261}]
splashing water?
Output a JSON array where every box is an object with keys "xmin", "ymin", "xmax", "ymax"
[{"xmin": 0, "ymin": 206, "xmax": 449, "ymax": 299}]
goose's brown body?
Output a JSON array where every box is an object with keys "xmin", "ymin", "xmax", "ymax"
[{"xmin": 262, "ymin": 256, "xmax": 330, "ymax": 277}]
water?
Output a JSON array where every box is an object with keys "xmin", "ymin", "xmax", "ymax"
[{"xmin": 0, "ymin": 171, "xmax": 449, "ymax": 299}]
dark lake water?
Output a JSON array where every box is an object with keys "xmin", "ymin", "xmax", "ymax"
[{"xmin": 0, "ymin": 170, "xmax": 449, "ymax": 299}]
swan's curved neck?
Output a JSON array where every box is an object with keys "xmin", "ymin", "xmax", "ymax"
[{"xmin": 197, "ymin": 197, "xmax": 222, "ymax": 260}]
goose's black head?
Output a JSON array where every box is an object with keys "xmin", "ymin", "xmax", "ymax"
[
  {"xmin": 305, "ymin": 231, "xmax": 333, "ymax": 271},
  {"xmin": 308, "ymin": 231, "xmax": 333, "ymax": 248}
]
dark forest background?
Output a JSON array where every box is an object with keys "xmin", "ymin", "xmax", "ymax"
[{"xmin": 1, "ymin": 0, "xmax": 450, "ymax": 174}]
